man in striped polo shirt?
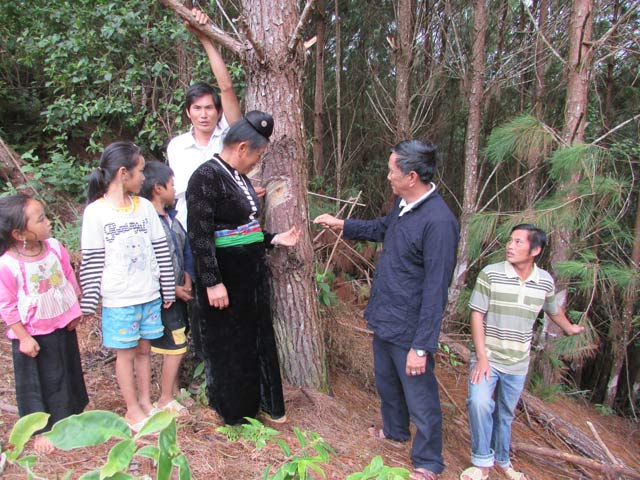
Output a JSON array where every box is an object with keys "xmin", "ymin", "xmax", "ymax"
[{"xmin": 460, "ymin": 224, "xmax": 584, "ymax": 480}]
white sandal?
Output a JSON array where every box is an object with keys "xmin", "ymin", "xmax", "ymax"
[
  {"xmin": 496, "ymin": 465, "xmax": 527, "ymax": 480},
  {"xmin": 460, "ymin": 466, "xmax": 489, "ymax": 480}
]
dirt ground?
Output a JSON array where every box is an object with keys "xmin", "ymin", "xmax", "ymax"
[{"xmin": 1, "ymin": 310, "xmax": 639, "ymax": 479}]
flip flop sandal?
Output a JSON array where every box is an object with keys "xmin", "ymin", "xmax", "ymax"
[
  {"xmin": 155, "ymin": 399, "xmax": 189, "ymax": 417},
  {"xmin": 497, "ymin": 466, "xmax": 527, "ymax": 480},
  {"xmin": 460, "ymin": 466, "xmax": 489, "ymax": 480},
  {"xmin": 126, "ymin": 416, "xmax": 148, "ymax": 433},
  {"xmin": 410, "ymin": 468, "xmax": 439, "ymax": 480}
]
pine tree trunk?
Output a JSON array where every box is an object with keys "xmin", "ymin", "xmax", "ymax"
[
  {"xmin": 604, "ymin": 188, "xmax": 640, "ymax": 408},
  {"xmin": 444, "ymin": 0, "xmax": 487, "ymax": 331},
  {"xmin": 312, "ymin": 6, "xmax": 326, "ymax": 179},
  {"xmin": 524, "ymin": 0, "xmax": 549, "ymax": 204},
  {"xmin": 238, "ymin": 0, "xmax": 328, "ymax": 391},
  {"xmin": 394, "ymin": 0, "xmax": 414, "ymax": 142},
  {"xmin": 334, "ymin": 0, "xmax": 343, "ymax": 201},
  {"xmin": 545, "ymin": 0, "xmax": 594, "ymax": 347}
]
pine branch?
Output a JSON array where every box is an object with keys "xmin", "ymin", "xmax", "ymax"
[
  {"xmin": 158, "ymin": 0, "xmax": 246, "ymax": 56},
  {"xmin": 288, "ymin": 0, "xmax": 318, "ymax": 54}
]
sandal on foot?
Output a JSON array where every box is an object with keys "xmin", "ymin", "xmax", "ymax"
[
  {"xmin": 261, "ymin": 411, "xmax": 287, "ymax": 424},
  {"xmin": 410, "ymin": 468, "xmax": 439, "ymax": 480},
  {"xmin": 155, "ymin": 399, "xmax": 189, "ymax": 417},
  {"xmin": 126, "ymin": 417, "xmax": 148, "ymax": 433},
  {"xmin": 496, "ymin": 465, "xmax": 527, "ymax": 480},
  {"xmin": 460, "ymin": 466, "xmax": 489, "ymax": 480}
]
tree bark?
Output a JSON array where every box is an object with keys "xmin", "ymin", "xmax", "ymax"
[
  {"xmin": 159, "ymin": 0, "xmax": 328, "ymax": 391},
  {"xmin": 312, "ymin": 5, "xmax": 326, "ymax": 179},
  {"xmin": 524, "ymin": 0, "xmax": 549, "ymax": 204},
  {"xmin": 394, "ymin": 0, "xmax": 415, "ymax": 142},
  {"xmin": 443, "ymin": 0, "xmax": 487, "ymax": 331},
  {"xmin": 334, "ymin": 0, "xmax": 343, "ymax": 201},
  {"xmin": 604, "ymin": 186, "xmax": 640, "ymax": 408},
  {"xmin": 241, "ymin": 0, "xmax": 327, "ymax": 391},
  {"xmin": 545, "ymin": 0, "xmax": 594, "ymax": 347}
]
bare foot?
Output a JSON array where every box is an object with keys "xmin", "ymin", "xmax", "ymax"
[{"xmin": 34, "ymin": 435, "xmax": 54, "ymax": 454}]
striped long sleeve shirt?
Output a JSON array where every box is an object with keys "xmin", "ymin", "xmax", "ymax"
[{"xmin": 79, "ymin": 196, "xmax": 175, "ymax": 315}]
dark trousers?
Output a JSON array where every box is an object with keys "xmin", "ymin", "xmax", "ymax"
[{"xmin": 373, "ymin": 335, "xmax": 444, "ymax": 473}]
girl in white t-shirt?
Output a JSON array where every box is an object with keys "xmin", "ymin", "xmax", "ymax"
[
  {"xmin": 80, "ymin": 141, "xmax": 175, "ymax": 431},
  {"xmin": 0, "ymin": 194, "xmax": 88, "ymax": 453}
]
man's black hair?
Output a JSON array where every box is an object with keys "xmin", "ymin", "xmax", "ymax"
[
  {"xmin": 510, "ymin": 223, "xmax": 547, "ymax": 260},
  {"xmin": 185, "ymin": 82, "xmax": 222, "ymax": 112}
]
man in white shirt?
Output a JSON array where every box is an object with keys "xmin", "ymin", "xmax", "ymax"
[{"xmin": 167, "ymin": 8, "xmax": 242, "ymax": 228}]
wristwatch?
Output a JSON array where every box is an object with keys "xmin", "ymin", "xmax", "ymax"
[{"xmin": 415, "ymin": 349, "xmax": 426, "ymax": 357}]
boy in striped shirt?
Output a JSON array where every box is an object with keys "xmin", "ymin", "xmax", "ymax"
[{"xmin": 461, "ymin": 224, "xmax": 584, "ymax": 480}]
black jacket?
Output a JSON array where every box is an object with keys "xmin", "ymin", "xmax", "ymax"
[{"xmin": 344, "ymin": 191, "xmax": 459, "ymax": 352}]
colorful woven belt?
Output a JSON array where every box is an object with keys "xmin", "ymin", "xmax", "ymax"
[{"xmin": 214, "ymin": 219, "xmax": 265, "ymax": 248}]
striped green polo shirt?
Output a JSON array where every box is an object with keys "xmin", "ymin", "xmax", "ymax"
[{"xmin": 469, "ymin": 261, "xmax": 559, "ymax": 375}]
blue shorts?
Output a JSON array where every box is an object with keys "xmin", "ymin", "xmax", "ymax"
[{"xmin": 102, "ymin": 298, "xmax": 164, "ymax": 349}]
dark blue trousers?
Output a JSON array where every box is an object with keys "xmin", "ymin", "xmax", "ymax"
[{"xmin": 373, "ymin": 335, "xmax": 444, "ymax": 473}]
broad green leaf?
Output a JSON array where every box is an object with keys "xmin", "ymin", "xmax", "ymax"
[
  {"xmin": 99, "ymin": 439, "xmax": 135, "ymax": 478},
  {"xmin": 156, "ymin": 450, "xmax": 172, "ymax": 480},
  {"xmin": 172, "ymin": 454, "xmax": 192, "ymax": 480},
  {"xmin": 79, "ymin": 471, "xmax": 101, "ymax": 480},
  {"xmin": 7, "ymin": 412, "xmax": 49, "ymax": 460},
  {"xmin": 158, "ymin": 418, "xmax": 178, "ymax": 455},
  {"xmin": 61, "ymin": 470, "xmax": 74, "ymax": 480},
  {"xmin": 137, "ymin": 411, "xmax": 174, "ymax": 437},
  {"xmin": 276, "ymin": 439, "xmax": 291, "ymax": 456},
  {"xmin": 370, "ymin": 455, "xmax": 384, "ymax": 472},
  {"xmin": 45, "ymin": 411, "xmax": 130, "ymax": 450},
  {"xmin": 135, "ymin": 445, "xmax": 159, "ymax": 460},
  {"xmin": 293, "ymin": 427, "xmax": 306, "ymax": 448},
  {"xmin": 16, "ymin": 454, "xmax": 37, "ymax": 469}
]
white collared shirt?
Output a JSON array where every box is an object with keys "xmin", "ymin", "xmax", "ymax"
[
  {"xmin": 167, "ymin": 114, "xmax": 230, "ymax": 228},
  {"xmin": 398, "ymin": 183, "xmax": 437, "ymax": 217}
]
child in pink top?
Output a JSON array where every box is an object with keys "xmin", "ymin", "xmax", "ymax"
[{"xmin": 0, "ymin": 194, "xmax": 88, "ymax": 453}]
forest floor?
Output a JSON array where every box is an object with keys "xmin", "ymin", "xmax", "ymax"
[{"xmin": 1, "ymin": 306, "xmax": 639, "ymax": 480}]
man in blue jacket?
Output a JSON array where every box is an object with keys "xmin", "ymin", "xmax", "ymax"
[{"xmin": 314, "ymin": 140, "xmax": 459, "ymax": 480}]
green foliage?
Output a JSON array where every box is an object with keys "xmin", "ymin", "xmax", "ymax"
[
  {"xmin": 5, "ymin": 412, "xmax": 49, "ymax": 462},
  {"xmin": 52, "ymin": 216, "xmax": 82, "ymax": 253},
  {"xmin": 438, "ymin": 342, "xmax": 462, "ymax": 367},
  {"xmin": 217, "ymin": 417, "xmax": 280, "ymax": 451},
  {"xmin": 1, "ymin": 410, "xmax": 191, "ymax": 479},
  {"xmin": 527, "ymin": 371, "xmax": 565, "ymax": 401},
  {"xmin": 594, "ymin": 404, "xmax": 615, "ymax": 416},
  {"xmin": 189, "ymin": 361, "xmax": 209, "ymax": 407},
  {"xmin": 485, "ymin": 114, "xmax": 552, "ymax": 167},
  {"xmin": 0, "ymin": 0, "xmax": 243, "ymax": 207},
  {"xmin": 346, "ymin": 456, "xmax": 410, "ymax": 480},
  {"xmin": 548, "ymin": 143, "xmax": 602, "ymax": 183},
  {"xmin": 315, "ymin": 271, "xmax": 337, "ymax": 307},
  {"xmin": 217, "ymin": 418, "xmax": 336, "ymax": 480},
  {"xmin": 467, "ymin": 212, "xmax": 499, "ymax": 262}
]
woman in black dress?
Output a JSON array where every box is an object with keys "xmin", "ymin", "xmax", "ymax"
[{"xmin": 186, "ymin": 111, "xmax": 299, "ymax": 425}]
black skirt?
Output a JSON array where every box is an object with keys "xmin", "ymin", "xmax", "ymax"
[
  {"xmin": 194, "ymin": 242, "xmax": 285, "ymax": 425},
  {"xmin": 12, "ymin": 327, "xmax": 89, "ymax": 433}
]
